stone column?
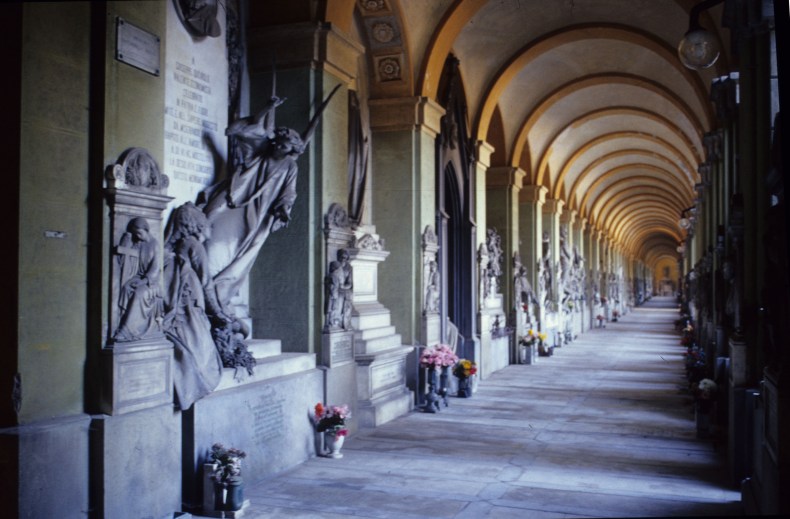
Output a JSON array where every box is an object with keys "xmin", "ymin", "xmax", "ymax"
[
  {"xmin": 542, "ymin": 198, "xmax": 564, "ymax": 345},
  {"xmin": 368, "ymin": 96, "xmax": 443, "ymax": 346},
  {"xmin": 486, "ymin": 166, "xmax": 525, "ymax": 328},
  {"xmin": 246, "ymin": 22, "xmax": 362, "ymax": 354},
  {"xmin": 519, "ymin": 185, "xmax": 547, "ymax": 300}
]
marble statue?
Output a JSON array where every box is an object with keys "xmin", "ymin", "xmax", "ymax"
[
  {"xmin": 539, "ymin": 231, "xmax": 553, "ymax": 308},
  {"xmin": 199, "ymin": 85, "xmax": 340, "ymax": 312},
  {"xmin": 424, "ymin": 260, "xmax": 440, "ymax": 314},
  {"xmin": 559, "ymin": 226, "xmax": 572, "ymax": 301},
  {"xmin": 513, "ymin": 253, "xmax": 537, "ymax": 323},
  {"xmin": 162, "ymin": 202, "xmax": 225, "ymax": 410},
  {"xmin": 324, "ymin": 248, "xmax": 353, "ymax": 331},
  {"xmin": 486, "ymin": 228, "xmax": 503, "ymax": 295},
  {"xmin": 112, "ymin": 217, "xmax": 163, "ymax": 342}
]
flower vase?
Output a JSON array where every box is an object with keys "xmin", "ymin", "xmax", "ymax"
[
  {"xmin": 325, "ymin": 432, "xmax": 345, "ymax": 458},
  {"xmin": 422, "ymin": 367, "xmax": 440, "ymax": 413},
  {"xmin": 439, "ymin": 366, "xmax": 450, "ymax": 407},
  {"xmin": 226, "ymin": 479, "xmax": 244, "ymax": 511},
  {"xmin": 213, "ymin": 479, "xmax": 244, "ymax": 511},
  {"xmin": 457, "ymin": 376, "xmax": 472, "ymax": 398},
  {"xmin": 520, "ymin": 344, "xmax": 535, "ymax": 364}
]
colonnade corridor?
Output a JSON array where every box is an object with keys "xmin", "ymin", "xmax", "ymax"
[{"xmin": 233, "ymin": 297, "xmax": 743, "ymax": 518}]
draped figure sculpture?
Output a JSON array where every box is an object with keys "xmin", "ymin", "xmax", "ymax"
[
  {"xmin": 163, "ymin": 202, "xmax": 226, "ymax": 410},
  {"xmin": 200, "ymin": 85, "xmax": 341, "ymax": 314},
  {"xmin": 112, "ymin": 217, "xmax": 164, "ymax": 342}
]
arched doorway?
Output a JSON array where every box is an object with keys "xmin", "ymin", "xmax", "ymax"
[{"xmin": 436, "ymin": 56, "xmax": 477, "ymax": 360}]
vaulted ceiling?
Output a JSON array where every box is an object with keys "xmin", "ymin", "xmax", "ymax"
[{"xmin": 324, "ymin": 0, "xmax": 729, "ymax": 267}]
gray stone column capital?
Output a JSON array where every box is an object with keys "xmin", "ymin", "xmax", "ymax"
[
  {"xmin": 487, "ymin": 166, "xmax": 526, "ymax": 189},
  {"xmin": 543, "ymin": 198, "xmax": 564, "ymax": 216},
  {"xmin": 248, "ymin": 22, "xmax": 364, "ymax": 86},
  {"xmin": 520, "ymin": 185, "xmax": 548, "ymax": 204},
  {"xmin": 369, "ymin": 96, "xmax": 444, "ymax": 137},
  {"xmin": 475, "ymin": 140, "xmax": 496, "ymax": 169}
]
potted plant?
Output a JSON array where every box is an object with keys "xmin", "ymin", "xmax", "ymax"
[
  {"xmin": 536, "ymin": 331, "xmax": 552, "ymax": 356},
  {"xmin": 314, "ymin": 402, "xmax": 350, "ymax": 458},
  {"xmin": 208, "ymin": 443, "xmax": 246, "ymax": 512},
  {"xmin": 612, "ymin": 310, "xmax": 620, "ymax": 322},
  {"xmin": 452, "ymin": 359, "xmax": 477, "ymax": 397}
]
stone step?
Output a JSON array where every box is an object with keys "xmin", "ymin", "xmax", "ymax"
[
  {"xmin": 215, "ymin": 352, "xmax": 316, "ymax": 391},
  {"xmin": 247, "ymin": 338, "xmax": 282, "ymax": 359},
  {"xmin": 354, "ymin": 325, "xmax": 397, "ymax": 341},
  {"xmin": 354, "ymin": 333, "xmax": 403, "ymax": 355},
  {"xmin": 352, "ymin": 303, "xmax": 392, "ymax": 329}
]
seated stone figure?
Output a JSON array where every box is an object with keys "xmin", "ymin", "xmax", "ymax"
[{"xmin": 112, "ymin": 217, "xmax": 163, "ymax": 342}]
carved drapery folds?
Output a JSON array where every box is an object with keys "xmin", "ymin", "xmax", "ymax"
[
  {"xmin": 513, "ymin": 251, "xmax": 537, "ymax": 324},
  {"xmin": 324, "ymin": 249, "xmax": 354, "ymax": 332},
  {"xmin": 422, "ymin": 226, "xmax": 440, "ymax": 315},
  {"xmin": 105, "ymin": 148, "xmax": 171, "ymax": 344},
  {"xmin": 538, "ymin": 231, "xmax": 553, "ymax": 309}
]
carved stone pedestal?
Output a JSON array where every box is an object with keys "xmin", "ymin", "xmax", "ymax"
[
  {"xmin": 422, "ymin": 313, "xmax": 441, "ymax": 348},
  {"xmin": 100, "ymin": 337, "xmax": 174, "ymax": 415},
  {"xmin": 478, "ymin": 295, "xmax": 507, "ymax": 379},
  {"xmin": 349, "ymin": 227, "xmax": 414, "ymax": 428}
]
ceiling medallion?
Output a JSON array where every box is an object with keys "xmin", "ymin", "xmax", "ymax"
[
  {"xmin": 371, "ymin": 22, "xmax": 395, "ymax": 43},
  {"xmin": 377, "ymin": 57, "xmax": 401, "ymax": 82}
]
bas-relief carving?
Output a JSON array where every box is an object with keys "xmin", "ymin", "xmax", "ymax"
[
  {"xmin": 107, "ymin": 147, "xmax": 170, "ymax": 193},
  {"xmin": 112, "ymin": 218, "xmax": 164, "ymax": 343},
  {"xmin": 376, "ymin": 56, "xmax": 402, "ymax": 82},
  {"xmin": 325, "ymin": 202, "xmax": 351, "ymax": 231},
  {"xmin": 173, "ymin": 0, "xmax": 221, "ymax": 38},
  {"xmin": 324, "ymin": 249, "xmax": 353, "ymax": 332},
  {"xmin": 353, "ymin": 233, "xmax": 384, "ymax": 251}
]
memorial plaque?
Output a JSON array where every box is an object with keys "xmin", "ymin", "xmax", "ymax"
[
  {"xmin": 322, "ymin": 331, "xmax": 354, "ymax": 367},
  {"xmin": 115, "ymin": 17, "xmax": 160, "ymax": 76},
  {"xmin": 164, "ymin": 0, "xmax": 228, "ymax": 209},
  {"xmin": 371, "ymin": 361, "xmax": 403, "ymax": 393}
]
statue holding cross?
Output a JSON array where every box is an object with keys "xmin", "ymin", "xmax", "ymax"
[{"xmin": 112, "ymin": 217, "xmax": 164, "ymax": 342}]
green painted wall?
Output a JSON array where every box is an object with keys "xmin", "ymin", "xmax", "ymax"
[{"xmin": 18, "ymin": 2, "xmax": 91, "ymax": 422}]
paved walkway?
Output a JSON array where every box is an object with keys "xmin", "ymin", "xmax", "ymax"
[{"xmin": 219, "ymin": 297, "xmax": 743, "ymax": 518}]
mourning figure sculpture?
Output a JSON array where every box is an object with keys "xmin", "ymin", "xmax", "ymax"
[
  {"xmin": 324, "ymin": 248, "xmax": 353, "ymax": 331},
  {"xmin": 200, "ymin": 85, "xmax": 341, "ymax": 314},
  {"xmin": 424, "ymin": 260, "xmax": 440, "ymax": 314},
  {"xmin": 112, "ymin": 217, "xmax": 164, "ymax": 342},
  {"xmin": 539, "ymin": 231, "xmax": 553, "ymax": 308},
  {"xmin": 162, "ymin": 202, "xmax": 226, "ymax": 410}
]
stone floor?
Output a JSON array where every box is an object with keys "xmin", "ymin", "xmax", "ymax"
[{"xmin": 201, "ymin": 297, "xmax": 743, "ymax": 518}]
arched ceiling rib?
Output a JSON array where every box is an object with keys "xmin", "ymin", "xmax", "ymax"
[{"xmin": 385, "ymin": 0, "xmax": 728, "ymax": 267}]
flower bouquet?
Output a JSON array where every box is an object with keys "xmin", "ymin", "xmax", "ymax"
[
  {"xmin": 208, "ymin": 443, "xmax": 246, "ymax": 511},
  {"xmin": 420, "ymin": 344, "xmax": 458, "ymax": 411},
  {"xmin": 419, "ymin": 343, "xmax": 459, "ymax": 369},
  {"xmin": 314, "ymin": 402, "xmax": 350, "ymax": 458},
  {"xmin": 453, "ymin": 358, "xmax": 477, "ymax": 397},
  {"xmin": 314, "ymin": 402, "xmax": 349, "ymax": 435}
]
